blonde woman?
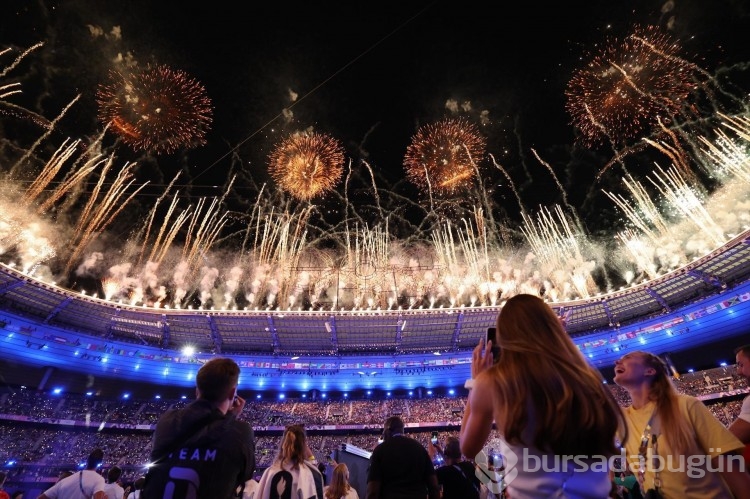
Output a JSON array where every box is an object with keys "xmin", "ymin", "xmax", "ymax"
[
  {"xmin": 324, "ymin": 463, "xmax": 359, "ymax": 499},
  {"xmin": 256, "ymin": 424, "xmax": 324, "ymax": 499},
  {"xmin": 614, "ymin": 351, "xmax": 750, "ymax": 498},
  {"xmin": 460, "ymin": 294, "xmax": 627, "ymax": 498}
]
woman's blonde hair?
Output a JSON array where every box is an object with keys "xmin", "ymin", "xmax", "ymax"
[
  {"xmin": 633, "ymin": 351, "xmax": 693, "ymax": 454},
  {"xmin": 277, "ymin": 424, "xmax": 308, "ymax": 468},
  {"xmin": 324, "ymin": 463, "xmax": 351, "ymax": 499},
  {"xmin": 491, "ymin": 294, "xmax": 626, "ymax": 456}
]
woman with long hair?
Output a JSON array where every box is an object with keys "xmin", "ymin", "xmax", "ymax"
[
  {"xmin": 256, "ymin": 424, "xmax": 324, "ymax": 499},
  {"xmin": 324, "ymin": 463, "xmax": 359, "ymax": 499},
  {"xmin": 614, "ymin": 350, "xmax": 750, "ymax": 497},
  {"xmin": 460, "ymin": 293, "xmax": 628, "ymax": 498}
]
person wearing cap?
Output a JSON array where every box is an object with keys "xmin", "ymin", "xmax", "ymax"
[
  {"xmin": 430, "ymin": 436, "xmax": 480, "ymax": 499},
  {"xmin": 37, "ymin": 448, "xmax": 106, "ymax": 499}
]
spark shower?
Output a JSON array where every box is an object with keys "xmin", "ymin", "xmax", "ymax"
[{"xmin": 1, "ymin": 26, "xmax": 749, "ymax": 313}]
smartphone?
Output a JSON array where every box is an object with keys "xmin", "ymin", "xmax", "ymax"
[
  {"xmin": 487, "ymin": 327, "xmax": 501, "ymax": 363},
  {"xmin": 431, "ymin": 431, "xmax": 439, "ymax": 445}
]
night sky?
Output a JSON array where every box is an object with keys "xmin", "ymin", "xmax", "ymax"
[{"xmin": 2, "ymin": 0, "xmax": 749, "ymax": 226}]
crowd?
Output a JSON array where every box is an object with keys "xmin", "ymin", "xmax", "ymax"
[{"xmin": 1, "ymin": 295, "xmax": 749, "ymax": 498}]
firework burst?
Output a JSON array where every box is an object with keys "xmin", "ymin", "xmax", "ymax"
[
  {"xmin": 565, "ymin": 25, "xmax": 700, "ymax": 148},
  {"xmin": 96, "ymin": 64, "xmax": 213, "ymax": 154},
  {"xmin": 268, "ymin": 131, "xmax": 345, "ymax": 201},
  {"xmin": 403, "ymin": 117, "xmax": 486, "ymax": 196}
]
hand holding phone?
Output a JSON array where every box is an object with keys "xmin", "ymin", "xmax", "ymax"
[{"xmin": 487, "ymin": 327, "xmax": 501, "ymax": 363}]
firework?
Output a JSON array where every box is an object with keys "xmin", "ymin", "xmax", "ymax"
[
  {"xmin": 565, "ymin": 25, "xmax": 699, "ymax": 148},
  {"xmin": 403, "ymin": 117, "xmax": 486, "ymax": 196},
  {"xmin": 268, "ymin": 132, "xmax": 345, "ymax": 200},
  {"xmin": 96, "ymin": 64, "xmax": 213, "ymax": 154}
]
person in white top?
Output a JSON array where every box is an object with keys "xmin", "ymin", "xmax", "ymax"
[
  {"xmin": 127, "ymin": 477, "xmax": 145, "ymax": 499},
  {"xmin": 102, "ymin": 466, "xmax": 124, "ymax": 499},
  {"xmin": 255, "ymin": 425, "xmax": 324, "ymax": 499},
  {"xmin": 323, "ymin": 463, "xmax": 359, "ymax": 499},
  {"xmin": 241, "ymin": 478, "xmax": 259, "ymax": 499},
  {"xmin": 460, "ymin": 294, "xmax": 628, "ymax": 499},
  {"xmin": 37, "ymin": 448, "xmax": 107, "ymax": 499}
]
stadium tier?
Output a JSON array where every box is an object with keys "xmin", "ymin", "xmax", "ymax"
[{"xmin": 1, "ymin": 230, "xmax": 749, "ymax": 396}]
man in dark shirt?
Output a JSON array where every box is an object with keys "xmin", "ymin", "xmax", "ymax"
[
  {"xmin": 142, "ymin": 357, "xmax": 255, "ymax": 499},
  {"xmin": 432, "ymin": 437, "xmax": 480, "ymax": 499},
  {"xmin": 366, "ymin": 416, "xmax": 440, "ymax": 499}
]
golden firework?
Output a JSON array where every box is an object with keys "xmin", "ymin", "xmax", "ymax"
[
  {"xmin": 565, "ymin": 25, "xmax": 700, "ymax": 148},
  {"xmin": 268, "ymin": 132, "xmax": 345, "ymax": 200},
  {"xmin": 403, "ymin": 117, "xmax": 486, "ymax": 196},
  {"xmin": 96, "ymin": 64, "xmax": 213, "ymax": 154}
]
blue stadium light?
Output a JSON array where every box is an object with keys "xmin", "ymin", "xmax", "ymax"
[
  {"xmin": 720, "ymin": 362, "xmax": 727, "ymax": 367},
  {"xmin": 321, "ymin": 393, "xmax": 327, "ymax": 399},
  {"xmin": 181, "ymin": 395, "xmax": 187, "ymax": 399},
  {"xmin": 52, "ymin": 387, "xmax": 63, "ymax": 395},
  {"xmin": 155, "ymin": 395, "xmax": 161, "ymax": 399},
  {"xmin": 688, "ymin": 368, "xmax": 694, "ymax": 373},
  {"xmin": 85, "ymin": 391, "xmax": 93, "ymax": 396},
  {"xmin": 302, "ymin": 393, "xmax": 307, "ymax": 399},
  {"xmin": 279, "ymin": 393, "xmax": 285, "ymax": 400},
  {"xmin": 386, "ymin": 392, "xmax": 391, "ymax": 397},
  {"xmin": 6, "ymin": 460, "xmax": 15, "ymax": 466},
  {"xmin": 256, "ymin": 394, "xmax": 261, "ymax": 399},
  {"xmin": 343, "ymin": 393, "xmax": 348, "ymax": 398},
  {"xmin": 448, "ymin": 389, "xmax": 455, "ymax": 395},
  {"xmin": 427, "ymin": 390, "xmax": 433, "ymax": 395},
  {"xmin": 408, "ymin": 391, "xmax": 413, "ymax": 397},
  {"xmin": 366, "ymin": 390, "xmax": 372, "ymax": 395},
  {"xmin": 122, "ymin": 393, "xmax": 130, "ymax": 399}
]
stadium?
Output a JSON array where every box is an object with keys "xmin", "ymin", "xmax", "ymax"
[{"xmin": 2, "ymin": 1, "xmax": 750, "ymax": 497}]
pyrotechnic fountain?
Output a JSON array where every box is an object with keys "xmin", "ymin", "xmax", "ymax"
[{"xmin": 1, "ymin": 23, "xmax": 750, "ymax": 314}]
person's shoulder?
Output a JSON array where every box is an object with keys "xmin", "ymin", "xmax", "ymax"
[
  {"xmin": 459, "ymin": 460, "xmax": 475, "ymax": 472},
  {"xmin": 234, "ymin": 418, "xmax": 254, "ymax": 432},
  {"xmin": 677, "ymin": 393, "xmax": 703, "ymax": 407},
  {"xmin": 405, "ymin": 436, "xmax": 428, "ymax": 449}
]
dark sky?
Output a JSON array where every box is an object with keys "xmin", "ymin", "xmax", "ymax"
[
  {"xmin": 2, "ymin": 0, "xmax": 750, "ymax": 265},
  {"xmin": 2, "ymin": 1, "xmax": 750, "ymax": 371}
]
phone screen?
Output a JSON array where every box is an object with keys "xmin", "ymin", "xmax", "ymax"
[
  {"xmin": 431, "ymin": 431, "xmax": 438, "ymax": 444},
  {"xmin": 487, "ymin": 327, "xmax": 501, "ymax": 363}
]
